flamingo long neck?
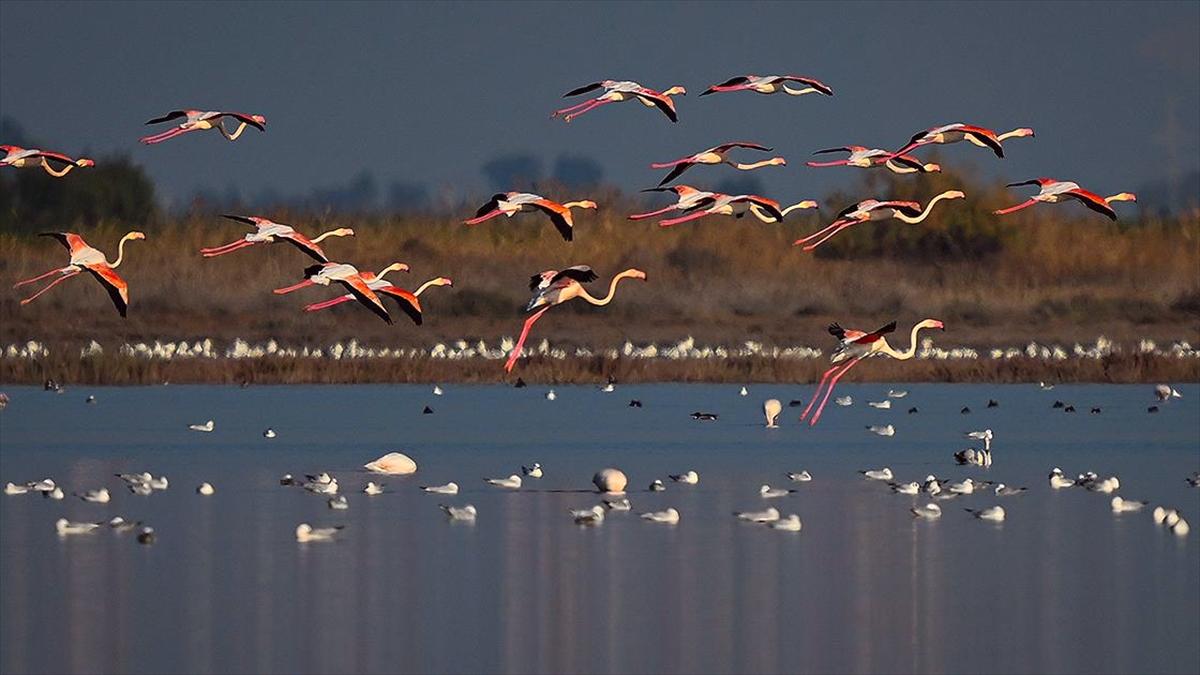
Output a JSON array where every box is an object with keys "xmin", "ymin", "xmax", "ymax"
[
  {"xmin": 1105, "ymin": 193, "xmax": 1136, "ymax": 203},
  {"xmin": 413, "ymin": 279, "xmax": 444, "ymax": 296},
  {"xmin": 877, "ymin": 323, "xmax": 933, "ymax": 360},
  {"xmin": 731, "ymin": 159, "xmax": 783, "ymax": 170},
  {"xmin": 42, "ymin": 162, "xmax": 77, "ymax": 178},
  {"xmin": 576, "ymin": 271, "xmax": 641, "ymax": 306},
  {"xmin": 894, "ymin": 192, "xmax": 958, "ymax": 224},
  {"xmin": 109, "ymin": 233, "xmax": 139, "ymax": 268},
  {"xmin": 311, "ymin": 229, "xmax": 349, "ymax": 243},
  {"xmin": 562, "ymin": 201, "xmax": 593, "ymax": 210},
  {"xmin": 219, "ymin": 121, "xmax": 252, "ymax": 141},
  {"xmin": 782, "ymin": 85, "xmax": 819, "ymax": 96},
  {"xmin": 780, "ymin": 202, "xmax": 817, "ymax": 216},
  {"xmin": 996, "ymin": 129, "xmax": 1027, "ymax": 142},
  {"xmin": 884, "ymin": 160, "xmax": 917, "ymax": 174}
]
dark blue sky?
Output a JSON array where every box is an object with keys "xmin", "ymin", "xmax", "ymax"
[{"xmin": 2, "ymin": 1, "xmax": 1197, "ymax": 208}]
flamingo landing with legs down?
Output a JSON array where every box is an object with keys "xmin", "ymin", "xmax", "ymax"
[
  {"xmin": 305, "ymin": 267, "xmax": 452, "ymax": 326},
  {"xmin": 800, "ymin": 319, "xmax": 945, "ymax": 426},
  {"xmin": 14, "ymin": 231, "xmax": 145, "ymax": 317},
  {"xmin": 994, "ymin": 179, "xmax": 1136, "ymax": 221},
  {"xmin": 505, "ymin": 266, "xmax": 647, "ymax": 373},
  {"xmin": 1, "ymin": 145, "xmax": 94, "ymax": 177},
  {"xmin": 274, "ymin": 262, "xmax": 403, "ymax": 324},
  {"xmin": 140, "ymin": 109, "xmax": 267, "ymax": 145},
  {"xmin": 465, "ymin": 193, "xmax": 597, "ymax": 242},
  {"xmin": 793, "ymin": 191, "xmax": 965, "ymax": 251},
  {"xmin": 551, "ymin": 80, "xmax": 686, "ymax": 123},
  {"xmin": 200, "ymin": 215, "xmax": 355, "ymax": 262}
]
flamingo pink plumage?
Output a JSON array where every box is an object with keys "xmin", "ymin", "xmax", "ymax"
[
  {"xmin": 793, "ymin": 191, "xmax": 966, "ymax": 251},
  {"xmin": 13, "ymin": 231, "xmax": 145, "ymax": 317},
  {"xmin": 1, "ymin": 145, "xmax": 94, "ymax": 177},
  {"xmin": 994, "ymin": 178, "xmax": 1136, "ymax": 221},
  {"xmin": 551, "ymin": 80, "xmax": 686, "ymax": 123},
  {"xmin": 140, "ymin": 109, "xmax": 266, "ymax": 145}
]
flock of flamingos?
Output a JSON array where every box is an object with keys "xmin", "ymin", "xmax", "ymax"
[{"xmin": 3, "ymin": 74, "xmax": 1141, "ymax": 425}]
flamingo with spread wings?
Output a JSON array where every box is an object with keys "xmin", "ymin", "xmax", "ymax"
[
  {"xmin": 201, "ymin": 215, "xmax": 354, "ymax": 262},
  {"xmin": 793, "ymin": 190, "xmax": 965, "ymax": 250},
  {"xmin": 551, "ymin": 80, "xmax": 686, "ymax": 123},
  {"xmin": 651, "ymin": 142, "xmax": 786, "ymax": 186},
  {"xmin": 1, "ymin": 145, "xmax": 94, "ymax": 177},
  {"xmin": 505, "ymin": 266, "xmax": 647, "ymax": 372},
  {"xmin": 274, "ymin": 262, "xmax": 399, "ymax": 324},
  {"xmin": 994, "ymin": 179, "xmax": 1136, "ymax": 220},
  {"xmin": 806, "ymin": 146, "xmax": 940, "ymax": 174},
  {"xmin": 14, "ymin": 231, "xmax": 145, "ymax": 316},
  {"xmin": 657, "ymin": 193, "xmax": 788, "ymax": 227},
  {"xmin": 700, "ymin": 74, "xmax": 834, "ymax": 98},
  {"xmin": 628, "ymin": 186, "xmax": 717, "ymax": 221},
  {"xmin": 304, "ymin": 268, "xmax": 451, "ymax": 326},
  {"xmin": 140, "ymin": 109, "xmax": 266, "ymax": 145},
  {"xmin": 887, "ymin": 123, "xmax": 1033, "ymax": 160},
  {"xmin": 800, "ymin": 319, "xmax": 946, "ymax": 426},
  {"xmin": 465, "ymin": 192, "xmax": 596, "ymax": 241}
]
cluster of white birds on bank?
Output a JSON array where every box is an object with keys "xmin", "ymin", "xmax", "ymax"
[{"xmin": 4, "ymin": 337, "xmax": 1198, "ymax": 366}]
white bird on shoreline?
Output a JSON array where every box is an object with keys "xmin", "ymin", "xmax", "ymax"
[
  {"xmin": 770, "ymin": 514, "xmax": 803, "ymax": 531},
  {"xmin": 670, "ymin": 470, "xmax": 699, "ymax": 484},
  {"xmin": 860, "ymin": 467, "xmax": 893, "ymax": 481},
  {"xmin": 966, "ymin": 505, "xmax": 1006, "ymax": 522},
  {"xmin": 735, "ymin": 507, "xmax": 780, "ymax": 522},
  {"xmin": 422, "ymin": 482, "xmax": 459, "ymax": 495},
  {"xmin": 485, "ymin": 475, "xmax": 522, "ymax": 489},
  {"xmin": 760, "ymin": 485, "xmax": 794, "ymax": 498},
  {"xmin": 787, "ymin": 471, "xmax": 812, "ymax": 483},
  {"xmin": 641, "ymin": 508, "xmax": 680, "ymax": 524},
  {"xmin": 295, "ymin": 523, "xmax": 342, "ymax": 542},
  {"xmin": 56, "ymin": 518, "xmax": 101, "ymax": 535},
  {"xmin": 189, "ymin": 420, "xmax": 214, "ymax": 432},
  {"xmin": 911, "ymin": 503, "xmax": 942, "ymax": 519},
  {"xmin": 441, "ymin": 504, "xmax": 477, "ymax": 521}
]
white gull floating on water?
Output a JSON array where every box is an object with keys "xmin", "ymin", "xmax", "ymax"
[
  {"xmin": 735, "ymin": 507, "xmax": 780, "ymax": 523},
  {"xmin": 911, "ymin": 503, "xmax": 942, "ymax": 519},
  {"xmin": 485, "ymin": 475, "xmax": 521, "ymax": 489},
  {"xmin": 1111, "ymin": 496, "xmax": 1146, "ymax": 513},
  {"xmin": 570, "ymin": 505, "xmax": 605, "ymax": 525},
  {"xmin": 197, "ymin": 482, "xmax": 215, "ymax": 496},
  {"xmin": 56, "ymin": 518, "xmax": 101, "ymax": 535},
  {"xmin": 770, "ymin": 514, "xmax": 803, "ymax": 531},
  {"xmin": 295, "ymin": 523, "xmax": 342, "ymax": 542},
  {"xmin": 860, "ymin": 467, "xmax": 893, "ymax": 481},
  {"xmin": 966, "ymin": 505, "xmax": 1006, "ymax": 522},
  {"xmin": 868, "ymin": 400, "xmax": 891, "ymax": 409},
  {"xmin": 760, "ymin": 485, "xmax": 794, "ymax": 499},
  {"xmin": 363, "ymin": 482, "xmax": 384, "ymax": 495},
  {"xmin": 422, "ymin": 482, "xmax": 459, "ymax": 495},
  {"xmin": 76, "ymin": 488, "xmax": 110, "ymax": 503},
  {"xmin": 188, "ymin": 420, "xmax": 214, "ymax": 432},
  {"xmin": 669, "ymin": 470, "xmax": 699, "ymax": 484},
  {"xmin": 640, "ymin": 508, "xmax": 680, "ymax": 524},
  {"xmin": 867, "ymin": 424, "xmax": 895, "ymax": 437},
  {"xmin": 835, "ymin": 396, "xmax": 853, "ymax": 406},
  {"xmin": 440, "ymin": 504, "xmax": 477, "ymax": 521},
  {"xmin": 787, "ymin": 471, "xmax": 812, "ymax": 483}
]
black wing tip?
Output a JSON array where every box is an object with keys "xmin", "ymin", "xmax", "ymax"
[{"xmin": 302, "ymin": 264, "xmax": 325, "ymax": 278}]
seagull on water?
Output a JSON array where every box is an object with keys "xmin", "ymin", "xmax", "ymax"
[
  {"xmin": 835, "ymin": 396, "xmax": 853, "ymax": 406},
  {"xmin": 649, "ymin": 479, "xmax": 666, "ymax": 491},
  {"xmin": 760, "ymin": 485, "xmax": 794, "ymax": 498},
  {"xmin": 868, "ymin": 400, "xmax": 891, "ymax": 409},
  {"xmin": 994, "ymin": 484, "xmax": 1027, "ymax": 496},
  {"xmin": 5, "ymin": 483, "xmax": 30, "ymax": 495},
  {"xmin": 966, "ymin": 505, "xmax": 1006, "ymax": 522},
  {"xmin": 47, "ymin": 487, "xmax": 64, "ymax": 500},
  {"xmin": 27, "ymin": 478, "xmax": 56, "ymax": 493},
  {"xmin": 433, "ymin": 385, "xmax": 444, "ymax": 396},
  {"xmin": 296, "ymin": 523, "xmax": 342, "ymax": 542},
  {"xmin": 640, "ymin": 508, "xmax": 680, "ymax": 524},
  {"xmin": 735, "ymin": 507, "xmax": 780, "ymax": 522},
  {"xmin": 422, "ymin": 482, "xmax": 459, "ymax": 495},
  {"xmin": 485, "ymin": 475, "xmax": 522, "ymax": 489},
  {"xmin": 108, "ymin": 516, "xmax": 142, "ymax": 532},
  {"xmin": 263, "ymin": 428, "xmax": 276, "ymax": 438},
  {"xmin": 197, "ymin": 482, "xmax": 215, "ymax": 495},
  {"xmin": 545, "ymin": 390, "xmax": 557, "ymax": 401},
  {"xmin": 948, "ymin": 478, "xmax": 976, "ymax": 494},
  {"xmin": 56, "ymin": 518, "xmax": 101, "ymax": 535},
  {"xmin": 328, "ymin": 495, "xmax": 349, "ymax": 510},
  {"xmin": 603, "ymin": 497, "xmax": 632, "ymax": 511},
  {"xmin": 1111, "ymin": 496, "xmax": 1146, "ymax": 513},
  {"xmin": 189, "ymin": 420, "xmax": 214, "ymax": 432},
  {"xmin": 891, "ymin": 481, "xmax": 920, "ymax": 495},
  {"xmin": 911, "ymin": 503, "xmax": 942, "ymax": 519},
  {"xmin": 867, "ymin": 424, "xmax": 895, "ymax": 437},
  {"xmin": 770, "ymin": 514, "xmax": 803, "ymax": 531},
  {"xmin": 887, "ymin": 389, "xmax": 908, "ymax": 398},
  {"xmin": 787, "ymin": 471, "xmax": 813, "ymax": 482},
  {"xmin": 860, "ymin": 467, "xmax": 893, "ymax": 481},
  {"xmin": 1049, "ymin": 468, "xmax": 1075, "ymax": 489},
  {"xmin": 670, "ymin": 470, "xmax": 699, "ymax": 484},
  {"xmin": 76, "ymin": 488, "xmax": 110, "ymax": 503},
  {"xmin": 363, "ymin": 482, "xmax": 384, "ymax": 495},
  {"xmin": 522, "ymin": 463, "xmax": 543, "ymax": 478},
  {"xmin": 440, "ymin": 504, "xmax": 477, "ymax": 521},
  {"xmin": 923, "ymin": 476, "xmax": 942, "ymax": 494},
  {"xmin": 303, "ymin": 474, "xmax": 339, "ymax": 494},
  {"xmin": 1086, "ymin": 477, "xmax": 1120, "ymax": 494},
  {"xmin": 739, "ymin": 386, "xmax": 749, "ymax": 396},
  {"xmin": 571, "ymin": 505, "xmax": 605, "ymax": 525}
]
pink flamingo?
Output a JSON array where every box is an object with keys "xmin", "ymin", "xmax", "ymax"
[
  {"xmin": 658, "ymin": 193, "xmax": 811, "ymax": 227},
  {"xmin": 505, "ymin": 266, "xmax": 647, "ymax": 372},
  {"xmin": 793, "ymin": 190, "xmax": 965, "ymax": 251},
  {"xmin": 800, "ymin": 319, "xmax": 945, "ymax": 426},
  {"xmin": 994, "ymin": 179, "xmax": 1136, "ymax": 220},
  {"xmin": 140, "ymin": 109, "xmax": 266, "ymax": 145},
  {"xmin": 807, "ymin": 145, "xmax": 940, "ymax": 174},
  {"xmin": 13, "ymin": 231, "xmax": 145, "ymax": 317},
  {"xmin": 651, "ymin": 142, "xmax": 786, "ymax": 186},
  {"xmin": 274, "ymin": 262, "xmax": 399, "ymax": 324},
  {"xmin": 465, "ymin": 192, "xmax": 597, "ymax": 242},
  {"xmin": 700, "ymin": 74, "xmax": 834, "ymax": 98},
  {"xmin": 200, "ymin": 215, "xmax": 354, "ymax": 262},
  {"xmin": 305, "ymin": 269, "xmax": 451, "ymax": 326},
  {"xmin": 551, "ymin": 80, "xmax": 687, "ymax": 123},
  {"xmin": 1, "ymin": 145, "xmax": 94, "ymax": 177},
  {"xmin": 886, "ymin": 123, "xmax": 1033, "ymax": 160},
  {"xmin": 628, "ymin": 185, "xmax": 717, "ymax": 221}
]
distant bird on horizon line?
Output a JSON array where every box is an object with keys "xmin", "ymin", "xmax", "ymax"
[
  {"xmin": 552, "ymin": 80, "xmax": 686, "ymax": 123},
  {"xmin": 465, "ymin": 192, "xmax": 597, "ymax": 242},
  {"xmin": 140, "ymin": 109, "xmax": 266, "ymax": 145}
]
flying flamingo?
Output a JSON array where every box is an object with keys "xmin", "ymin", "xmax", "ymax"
[
  {"xmin": 200, "ymin": 215, "xmax": 355, "ymax": 262},
  {"xmin": 887, "ymin": 123, "xmax": 1033, "ymax": 159},
  {"xmin": 551, "ymin": 80, "xmax": 687, "ymax": 123},
  {"xmin": 700, "ymin": 74, "xmax": 834, "ymax": 98},
  {"xmin": 274, "ymin": 262, "xmax": 399, "ymax": 324},
  {"xmin": 628, "ymin": 185, "xmax": 716, "ymax": 221},
  {"xmin": 305, "ymin": 268, "xmax": 452, "ymax": 326},
  {"xmin": 1, "ymin": 145, "xmax": 94, "ymax": 177},
  {"xmin": 657, "ymin": 193, "xmax": 794, "ymax": 227},
  {"xmin": 806, "ymin": 146, "xmax": 940, "ymax": 174},
  {"xmin": 994, "ymin": 179, "xmax": 1136, "ymax": 220},
  {"xmin": 505, "ymin": 266, "xmax": 647, "ymax": 372},
  {"xmin": 800, "ymin": 319, "xmax": 945, "ymax": 426},
  {"xmin": 793, "ymin": 190, "xmax": 966, "ymax": 251},
  {"xmin": 13, "ymin": 231, "xmax": 145, "ymax": 317},
  {"xmin": 140, "ymin": 109, "xmax": 266, "ymax": 145},
  {"xmin": 651, "ymin": 142, "xmax": 786, "ymax": 186},
  {"xmin": 465, "ymin": 192, "xmax": 597, "ymax": 241}
]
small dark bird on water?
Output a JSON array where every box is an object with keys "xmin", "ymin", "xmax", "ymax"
[
  {"xmin": 514, "ymin": 378, "xmax": 527, "ymax": 388},
  {"xmin": 908, "ymin": 407, "xmax": 919, "ymax": 414},
  {"xmin": 961, "ymin": 407, "xmax": 971, "ymax": 414},
  {"xmin": 1052, "ymin": 401, "xmax": 1065, "ymax": 409},
  {"xmin": 86, "ymin": 395, "xmax": 96, "ymax": 404},
  {"xmin": 137, "ymin": 527, "xmax": 156, "ymax": 545},
  {"xmin": 987, "ymin": 399, "xmax": 999, "ymax": 408},
  {"xmin": 787, "ymin": 399, "xmax": 805, "ymax": 407},
  {"xmin": 422, "ymin": 406, "xmax": 434, "ymax": 414},
  {"xmin": 628, "ymin": 399, "xmax": 643, "ymax": 408},
  {"xmin": 1090, "ymin": 407, "xmax": 1101, "ymax": 414},
  {"xmin": 691, "ymin": 412, "xmax": 718, "ymax": 421},
  {"xmin": 1148, "ymin": 405, "xmax": 1160, "ymax": 413},
  {"xmin": 1064, "ymin": 405, "xmax": 1076, "ymax": 413}
]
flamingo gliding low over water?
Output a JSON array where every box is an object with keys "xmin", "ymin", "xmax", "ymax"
[
  {"xmin": 274, "ymin": 262, "xmax": 402, "ymax": 324},
  {"xmin": 305, "ymin": 268, "xmax": 452, "ymax": 326},
  {"xmin": 657, "ymin": 193, "xmax": 789, "ymax": 227},
  {"xmin": 800, "ymin": 319, "xmax": 946, "ymax": 426},
  {"xmin": 505, "ymin": 266, "xmax": 648, "ymax": 373},
  {"xmin": 628, "ymin": 186, "xmax": 716, "ymax": 221},
  {"xmin": 465, "ymin": 192, "xmax": 597, "ymax": 242},
  {"xmin": 140, "ymin": 109, "xmax": 267, "ymax": 145},
  {"xmin": 650, "ymin": 142, "xmax": 786, "ymax": 186},
  {"xmin": 994, "ymin": 179, "xmax": 1137, "ymax": 221},
  {"xmin": 200, "ymin": 215, "xmax": 355, "ymax": 262},
  {"xmin": 887, "ymin": 123, "xmax": 1034, "ymax": 159},
  {"xmin": 1, "ymin": 145, "xmax": 94, "ymax": 177},
  {"xmin": 13, "ymin": 231, "xmax": 145, "ymax": 316},
  {"xmin": 806, "ymin": 146, "xmax": 940, "ymax": 174},
  {"xmin": 700, "ymin": 74, "xmax": 834, "ymax": 98},
  {"xmin": 552, "ymin": 80, "xmax": 687, "ymax": 123},
  {"xmin": 793, "ymin": 190, "xmax": 966, "ymax": 251}
]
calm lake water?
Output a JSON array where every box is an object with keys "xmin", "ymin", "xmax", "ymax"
[{"xmin": 1, "ymin": 383, "xmax": 1198, "ymax": 675}]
